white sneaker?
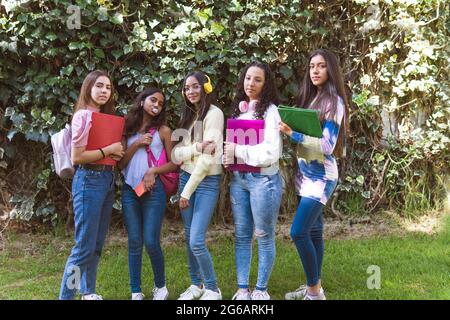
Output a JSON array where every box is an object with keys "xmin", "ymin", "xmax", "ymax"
[
  {"xmin": 131, "ymin": 292, "xmax": 145, "ymax": 300},
  {"xmin": 304, "ymin": 289, "xmax": 326, "ymax": 300},
  {"xmin": 178, "ymin": 285, "xmax": 205, "ymax": 300},
  {"xmin": 251, "ymin": 289, "xmax": 270, "ymax": 300},
  {"xmin": 232, "ymin": 289, "xmax": 251, "ymax": 300},
  {"xmin": 152, "ymin": 286, "xmax": 169, "ymax": 300},
  {"xmin": 199, "ymin": 289, "xmax": 222, "ymax": 300},
  {"xmin": 81, "ymin": 293, "xmax": 103, "ymax": 300},
  {"xmin": 285, "ymin": 285, "xmax": 325, "ymax": 300}
]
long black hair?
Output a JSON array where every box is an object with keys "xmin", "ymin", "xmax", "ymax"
[
  {"xmin": 230, "ymin": 61, "xmax": 280, "ymax": 119},
  {"xmin": 297, "ymin": 48, "xmax": 349, "ymax": 158},
  {"xmin": 124, "ymin": 87, "xmax": 166, "ymax": 137}
]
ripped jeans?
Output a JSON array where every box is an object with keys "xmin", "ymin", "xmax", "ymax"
[{"xmin": 230, "ymin": 172, "xmax": 283, "ymax": 291}]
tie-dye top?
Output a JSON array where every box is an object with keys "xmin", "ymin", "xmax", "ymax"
[{"xmin": 290, "ymin": 97, "xmax": 345, "ymax": 205}]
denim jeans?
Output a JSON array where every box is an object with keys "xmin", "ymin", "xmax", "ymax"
[
  {"xmin": 121, "ymin": 178, "xmax": 166, "ymax": 293},
  {"xmin": 59, "ymin": 168, "xmax": 115, "ymax": 300},
  {"xmin": 230, "ymin": 172, "xmax": 282, "ymax": 291},
  {"xmin": 290, "ymin": 196, "xmax": 324, "ymax": 287},
  {"xmin": 179, "ymin": 170, "xmax": 221, "ymax": 291}
]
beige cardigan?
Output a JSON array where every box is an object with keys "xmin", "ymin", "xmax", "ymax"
[{"xmin": 172, "ymin": 105, "xmax": 224, "ymax": 200}]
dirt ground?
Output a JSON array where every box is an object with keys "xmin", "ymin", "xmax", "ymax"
[
  {"xmin": 0, "ymin": 210, "xmax": 447, "ymax": 254},
  {"xmin": 148, "ymin": 210, "xmax": 447, "ymax": 246}
]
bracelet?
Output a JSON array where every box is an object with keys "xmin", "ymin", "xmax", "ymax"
[{"xmin": 99, "ymin": 148, "xmax": 106, "ymax": 159}]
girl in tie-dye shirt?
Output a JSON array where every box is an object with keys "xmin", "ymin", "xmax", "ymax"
[{"xmin": 280, "ymin": 49, "xmax": 349, "ymax": 301}]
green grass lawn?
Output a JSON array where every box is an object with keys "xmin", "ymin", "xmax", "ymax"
[{"xmin": 1, "ymin": 214, "xmax": 449, "ymax": 300}]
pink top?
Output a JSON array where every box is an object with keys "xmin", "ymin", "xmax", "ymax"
[{"xmin": 71, "ymin": 106, "xmax": 99, "ymax": 148}]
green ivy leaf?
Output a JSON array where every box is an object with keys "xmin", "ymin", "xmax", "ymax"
[
  {"xmin": 31, "ymin": 108, "xmax": 40, "ymax": 120},
  {"xmin": 5, "ymin": 107, "xmax": 15, "ymax": 117},
  {"xmin": 97, "ymin": 7, "xmax": 109, "ymax": 21},
  {"xmin": 148, "ymin": 20, "xmax": 160, "ymax": 29},
  {"xmin": 46, "ymin": 32, "xmax": 57, "ymax": 41},
  {"xmin": 7, "ymin": 130, "xmax": 17, "ymax": 141},
  {"xmin": 356, "ymin": 175, "xmax": 365, "ymax": 186},
  {"xmin": 141, "ymin": 75, "xmax": 152, "ymax": 83},
  {"xmin": 60, "ymin": 65, "xmax": 74, "ymax": 76},
  {"xmin": 46, "ymin": 77, "xmax": 58, "ymax": 86},
  {"xmin": 361, "ymin": 191, "xmax": 371, "ymax": 199},
  {"xmin": 111, "ymin": 13, "xmax": 123, "ymax": 25},
  {"xmin": 84, "ymin": 60, "xmax": 95, "ymax": 71},
  {"xmin": 211, "ymin": 22, "xmax": 225, "ymax": 36},
  {"xmin": 94, "ymin": 49, "xmax": 105, "ymax": 59},
  {"xmin": 112, "ymin": 49, "xmax": 123, "ymax": 60},
  {"xmin": 41, "ymin": 109, "xmax": 52, "ymax": 122},
  {"xmin": 197, "ymin": 10, "xmax": 210, "ymax": 26},
  {"xmin": 68, "ymin": 42, "xmax": 80, "ymax": 50},
  {"xmin": 374, "ymin": 153, "xmax": 385, "ymax": 163},
  {"xmin": 123, "ymin": 44, "xmax": 133, "ymax": 55},
  {"xmin": 228, "ymin": 0, "xmax": 243, "ymax": 12}
]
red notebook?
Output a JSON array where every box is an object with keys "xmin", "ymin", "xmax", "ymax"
[
  {"xmin": 86, "ymin": 112, "xmax": 125, "ymax": 165},
  {"xmin": 226, "ymin": 119, "xmax": 265, "ymax": 173}
]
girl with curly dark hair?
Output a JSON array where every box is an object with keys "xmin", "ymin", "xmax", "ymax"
[{"xmin": 224, "ymin": 61, "xmax": 283, "ymax": 300}]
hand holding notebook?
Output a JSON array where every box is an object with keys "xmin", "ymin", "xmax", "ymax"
[
  {"xmin": 86, "ymin": 112, "xmax": 125, "ymax": 165},
  {"xmin": 278, "ymin": 105, "xmax": 322, "ymax": 138},
  {"xmin": 225, "ymin": 119, "xmax": 265, "ymax": 172}
]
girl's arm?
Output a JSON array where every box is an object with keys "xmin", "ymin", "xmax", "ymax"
[
  {"xmin": 290, "ymin": 102, "xmax": 344, "ymax": 156},
  {"xmin": 234, "ymin": 105, "xmax": 282, "ymax": 167},
  {"xmin": 117, "ymin": 137, "xmax": 130, "ymax": 170},
  {"xmin": 71, "ymin": 110, "xmax": 124, "ymax": 164},
  {"xmin": 180, "ymin": 108, "xmax": 224, "ymax": 200},
  {"xmin": 71, "ymin": 142, "xmax": 123, "ymax": 165},
  {"xmin": 118, "ymin": 133, "xmax": 153, "ymax": 170},
  {"xmin": 171, "ymin": 123, "xmax": 202, "ymax": 165}
]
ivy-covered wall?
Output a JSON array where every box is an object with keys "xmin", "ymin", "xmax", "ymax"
[{"xmin": 0, "ymin": 0, "xmax": 448, "ymax": 226}]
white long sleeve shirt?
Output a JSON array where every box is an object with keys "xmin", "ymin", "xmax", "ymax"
[{"xmin": 234, "ymin": 104, "xmax": 282, "ymax": 175}]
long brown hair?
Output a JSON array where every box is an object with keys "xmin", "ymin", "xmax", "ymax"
[
  {"xmin": 73, "ymin": 70, "xmax": 115, "ymax": 115},
  {"xmin": 231, "ymin": 61, "xmax": 280, "ymax": 120},
  {"xmin": 297, "ymin": 49, "xmax": 348, "ymax": 158},
  {"xmin": 124, "ymin": 87, "xmax": 166, "ymax": 137}
]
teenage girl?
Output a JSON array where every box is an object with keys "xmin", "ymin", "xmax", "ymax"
[
  {"xmin": 59, "ymin": 70, "xmax": 124, "ymax": 300},
  {"xmin": 119, "ymin": 87, "xmax": 177, "ymax": 300},
  {"xmin": 223, "ymin": 61, "xmax": 283, "ymax": 300},
  {"xmin": 280, "ymin": 49, "xmax": 349, "ymax": 300},
  {"xmin": 172, "ymin": 72, "xmax": 224, "ymax": 300}
]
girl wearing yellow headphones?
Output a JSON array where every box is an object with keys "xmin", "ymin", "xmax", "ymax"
[{"xmin": 172, "ymin": 71, "xmax": 224, "ymax": 300}]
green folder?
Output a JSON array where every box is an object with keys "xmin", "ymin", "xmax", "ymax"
[{"xmin": 278, "ymin": 105, "xmax": 322, "ymax": 138}]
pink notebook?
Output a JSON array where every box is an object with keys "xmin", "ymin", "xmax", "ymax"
[{"xmin": 226, "ymin": 119, "xmax": 265, "ymax": 172}]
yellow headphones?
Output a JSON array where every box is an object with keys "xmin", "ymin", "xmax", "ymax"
[{"xmin": 203, "ymin": 75, "xmax": 213, "ymax": 94}]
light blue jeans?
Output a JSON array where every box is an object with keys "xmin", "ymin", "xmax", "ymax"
[
  {"xmin": 121, "ymin": 178, "xmax": 166, "ymax": 293},
  {"xmin": 179, "ymin": 170, "xmax": 221, "ymax": 291},
  {"xmin": 59, "ymin": 168, "xmax": 115, "ymax": 300},
  {"xmin": 230, "ymin": 171, "xmax": 283, "ymax": 291}
]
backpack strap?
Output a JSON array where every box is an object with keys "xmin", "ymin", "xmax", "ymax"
[
  {"xmin": 147, "ymin": 147, "xmax": 158, "ymax": 167},
  {"xmin": 146, "ymin": 127, "xmax": 159, "ymax": 167}
]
